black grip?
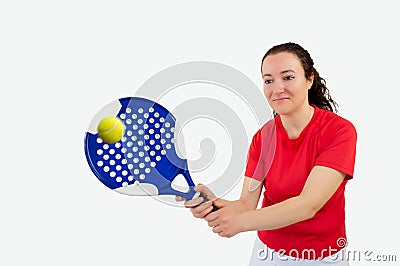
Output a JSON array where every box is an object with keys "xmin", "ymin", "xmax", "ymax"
[{"xmin": 199, "ymin": 192, "xmax": 219, "ymax": 212}]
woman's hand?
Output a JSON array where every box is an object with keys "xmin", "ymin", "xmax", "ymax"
[
  {"xmin": 175, "ymin": 184, "xmax": 217, "ymax": 219},
  {"xmin": 204, "ymin": 200, "xmax": 245, "ymax": 238},
  {"xmin": 175, "ymin": 183, "xmax": 248, "ymax": 237}
]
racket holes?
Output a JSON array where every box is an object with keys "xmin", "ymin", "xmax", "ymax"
[
  {"xmin": 149, "ymin": 140, "xmax": 155, "ymax": 145},
  {"xmin": 165, "ymin": 122, "xmax": 170, "ymax": 128},
  {"xmin": 131, "ymin": 136, "xmax": 137, "ymax": 141},
  {"xmin": 109, "ymin": 149, "xmax": 115, "ymax": 154},
  {"xmin": 116, "ymin": 177, "xmax": 122, "ymax": 182},
  {"xmin": 155, "ymin": 123, "xmax": 160, "ymax": 128},
  {"xmin": 132, "ymin": 114, "xmax": 137, "ymax": 119},
  {"xmin": 139, "ymin": 163, "xmax": 145, "ymax": 168},
  {"xmin": 116, "ymin": 165, "xmax": 122, "ymax": 171},
  {"xmin": 132, "ymin": 146, "xmax": 138, "ymax": 152},
  {"xmin": 137, "ymin": 141, "xmax": 144, "ymax": 146},
  {"xmin": 128, "ymin": 164, "xmax": 134, "ymax": 170},
  {"xmin": 148, "ymin": 118, "xmax": 153, "ymax": 123},
  {"xmin": 122, "ymin": 182, "xmax": 128, "ymax": 187},
  {"xmin": 138, "ymin": 108, "xmax": 143, "ymax": 113},
  {"xmin": 122, "ymin": 159, "xmax": 127, "ymax": 164},
  {"xmin": 145, "ymin": 157, "xmax": 150, "ymax": 162},
  {"xmin": 127, "ymin": 142, "xmax": 133, "ymax": 147},
  {"xmin": 127, "ymin": 153, "xmax": 133, "ymax": 158},
  {"xmin": 145, "ymin": 168, "xmax": 150, "ymax": 173},
  {"xmin": 126, "ymin": 119, "xmax": 132, "ymax": 125},
  {"xmin": 121, "ymin": 137, "xmax": 127, "ymax": 142},
  {"xmin": 134, "ymin": 169, "xmax": 139, "ymax": 174},
  {"xmin": 109, "ymin": 160, "xmax": 115, "ymax": 165},
  {"xmin": 110, "ymin": 171, "xmax": 116, "ymax": 178},
  {"xmin": 138, "ymin": 129, "xmax": 144, "ymax": 135},
  {"xmin": 161, "ymin": 150, "xmax": 166, "ymax": 155},
  {"xmin": 144, "ymin": 146, "xmax": 150, "ymax": 151},
  {"xmin": 103, "ymin": 144, "xmax": 109, "ymax": 150},
  {"xmin": 137, "ymin": 119, "xmax": 143, "ymax": 124},
  {"xmin": 103, "ymin": 166, "xmax": 110, "ymax": 172},
  {"xmin": 96, "ymin": 138, "xmax": 103, "ymax": 144},
  {"xmin": 127, "ymin": 131, "xmax": 132, "ymax": 137},
  {"xmin": 150, "ymin": 162, "xmax": 156, "ymax": 167},
  {"xmin": 144, "ymin": 135, "xmax": 149, "ymax": 140},
  {"xmin": 97, "ymin": 161, "xmax": 103, "ymax": 167},
  {"xmin": 155, "ymin": 145, "xmax": 160, "ymax": 150},
  {"xmin": 150, "ymin": 151, "xmax": 156, "ymax": 156},
  {"xmin": 149, "ymin": 107, "xmax": 154, "ymax": 113},
  {"xmin": 143, "ymin": 124, "xmax": 149, "ymax": 129},
  {"xmin": 115, "ymin": 154, "xmax": 121, "ymax": 160},
  {"xmin": 149, "ymin": 129, "xmax": 154, "ymax": 134},
  {"xmin": 165, "ymin": 133, "xmax": 171, "ymax": 138},
  {"xmin": 103, "ymin": 154, "xmax": 110, "ymax": 160},
  {"xmin": 128, "ymin": 176, "xmax": 134, "ymax": 181},
  {"xmin": 166, "ymin": 144, "xmax": 171, "ymax": 149},
  {"xmin": 121, "ymin": 148, "xmax": 127, "ymax": 153},
  {"xmin": 155, "ymin": 134, "xmax": 160, "ymax": 139},
  {"xmin": 132, "ymin": 125, "xmax": 138, "ymax": 130},
  {"xmin": 133, "ymin": 158, "xmax": 139, "ymax": 163},
  {"xmin": 115, "ymin": 142, "xmax": 122, "ymax": 148},
  {"xmin": 156, "ymin": 156, "xmax": 161, "ymax": 161},
  {"xmin": 171, "ymin": 138, "xmax": 175, "ymax": 143},
  {"xmin": 122, "ymin": 170, "xmax": 128, "ymax": 176},
  {"xmin": 140, "ymin": 174, "xmax": 145, "ymax": 180},
  {"xmin": 160, "ymin": 117, "xmax": 165, "ymax": 122},
  {"xmin": 161, "ymin": 139, "xmax": 166, "ymax": 144},
  {"xmin": 97, "ymin": 149, "xmax": 103, "ymax": 155},
  {"xmin": 120, "ymin": 114, "xmax": 126, "ymax": 119},
  {"xmin": 144, "ymin": 113, "xmax": 149, "ymax": 118},
  {"xmin": 160, "ymin": 128, "xmax": 166, "ymax": 133},
  {"xmin": 138, "ymin": 151, "xmax": 144, "ymax": 157},
  {"xmin": 154, "ymin": 112, "xmax": 159, "ymax": 118},
  {"xmin": 126, "ymin": 108, "xmax": 131, "ymax": 113}
]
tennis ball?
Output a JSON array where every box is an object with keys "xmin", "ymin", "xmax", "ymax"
[{"xmin": 97, "ymin": 116, "xmax": 125, "ymax": 144}]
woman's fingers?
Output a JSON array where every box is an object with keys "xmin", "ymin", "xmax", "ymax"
[{"xmin": 190, "ymin": 201, "xmax": 214, "ymax": 218}]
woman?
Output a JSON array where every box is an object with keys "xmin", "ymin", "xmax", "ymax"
[{"xmin": 177, "ymin": 42, "xmax": 357, "ymax": 265}]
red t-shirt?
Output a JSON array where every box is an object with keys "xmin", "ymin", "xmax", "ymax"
[{"xmin": 245, "ymin": 106, "xmax": 357, "ymax": 259}]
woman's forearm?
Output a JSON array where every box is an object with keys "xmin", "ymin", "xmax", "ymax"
[
  {"xmin": 239, "ymin": 195, "xmax": 315, "ymax": 232},
  {"xmin": 216, "ymin": 198, "xmax": 253, "ymax": 213}
]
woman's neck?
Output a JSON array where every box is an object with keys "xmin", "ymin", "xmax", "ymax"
[{"xmin": 280, "ymin": 105, "xmax": 315, "ymax": 139}]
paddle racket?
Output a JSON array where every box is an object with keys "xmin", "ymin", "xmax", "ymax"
[{"xmin": 84, "ymin": 96, "xmax": 215, "ymax": 204}]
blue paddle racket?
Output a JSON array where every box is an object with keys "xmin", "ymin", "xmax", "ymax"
[{"xmin": 85, "ymin": 97, "xmax": 207, "ymax": 201}]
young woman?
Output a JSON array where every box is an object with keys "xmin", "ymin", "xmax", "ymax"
[{"xmin": 177, "ymin": 42, "xmax": 357, "ymax": 265}]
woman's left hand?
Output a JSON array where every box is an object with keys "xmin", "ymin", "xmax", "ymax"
[{"xmin": 204, "ymin": 200, "xmax": 245, "ymax": 238}]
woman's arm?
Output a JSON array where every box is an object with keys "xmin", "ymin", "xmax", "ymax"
[
  {"xmin": 176, "ymin": 176, "xmax": 263, "ymax": 219},
  {"xmin": 206, "ymin": 166, "xmax": 346, "ymax": 237}
]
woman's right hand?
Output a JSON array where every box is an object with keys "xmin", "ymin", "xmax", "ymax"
[{"xmin": 175, "ymin": 184, "xmax": 217, "ymax": 219}]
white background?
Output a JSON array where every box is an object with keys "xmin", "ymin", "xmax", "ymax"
[{"xmin": 1, "ymin": 1, "xmax": 399, "ymax": 265}]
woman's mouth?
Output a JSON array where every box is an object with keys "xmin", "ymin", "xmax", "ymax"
[{"xmin": 273, "ymin": 98, "xmax": 289, "ymax": 102}]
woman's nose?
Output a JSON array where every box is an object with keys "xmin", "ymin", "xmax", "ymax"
[{"xmin": 271, "ymin": 81, "xmax": 285, "ymax": 93}]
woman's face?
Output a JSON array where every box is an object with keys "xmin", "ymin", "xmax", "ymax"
[{"xmin": 261, "ymin": 52, "xmax": 313, "ymax": 116}]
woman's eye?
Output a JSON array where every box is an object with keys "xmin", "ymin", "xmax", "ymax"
[
  {"xmin": 283, "ymin": 76, "xmax": 294, "ymax": 81},
  {"xmin": 264, "ymin": 79, "xmax": 273, "ymax": 84}
]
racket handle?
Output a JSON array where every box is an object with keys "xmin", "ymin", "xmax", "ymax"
[{"xmin": 199, "ymin": 192, "xmax": 219, "ymax": 212}]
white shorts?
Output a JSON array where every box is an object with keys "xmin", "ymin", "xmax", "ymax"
[{"xmin": 249, "ymin": 236, "xmax": 350, "ymax": 266}]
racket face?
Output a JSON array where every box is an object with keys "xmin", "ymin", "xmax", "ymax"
[{"xmin": 84, "ymin": 97, "xmax": 197, "ymax": 199}]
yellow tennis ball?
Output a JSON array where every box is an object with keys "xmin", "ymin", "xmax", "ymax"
[{"xmin": 97, "ymin": 116, "xmax": 125, "ymax": 144}]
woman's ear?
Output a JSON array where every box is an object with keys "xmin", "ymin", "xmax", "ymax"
[{"xmin": 308, "ymin": 74, "xmax": 314, "ymax": 90}]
